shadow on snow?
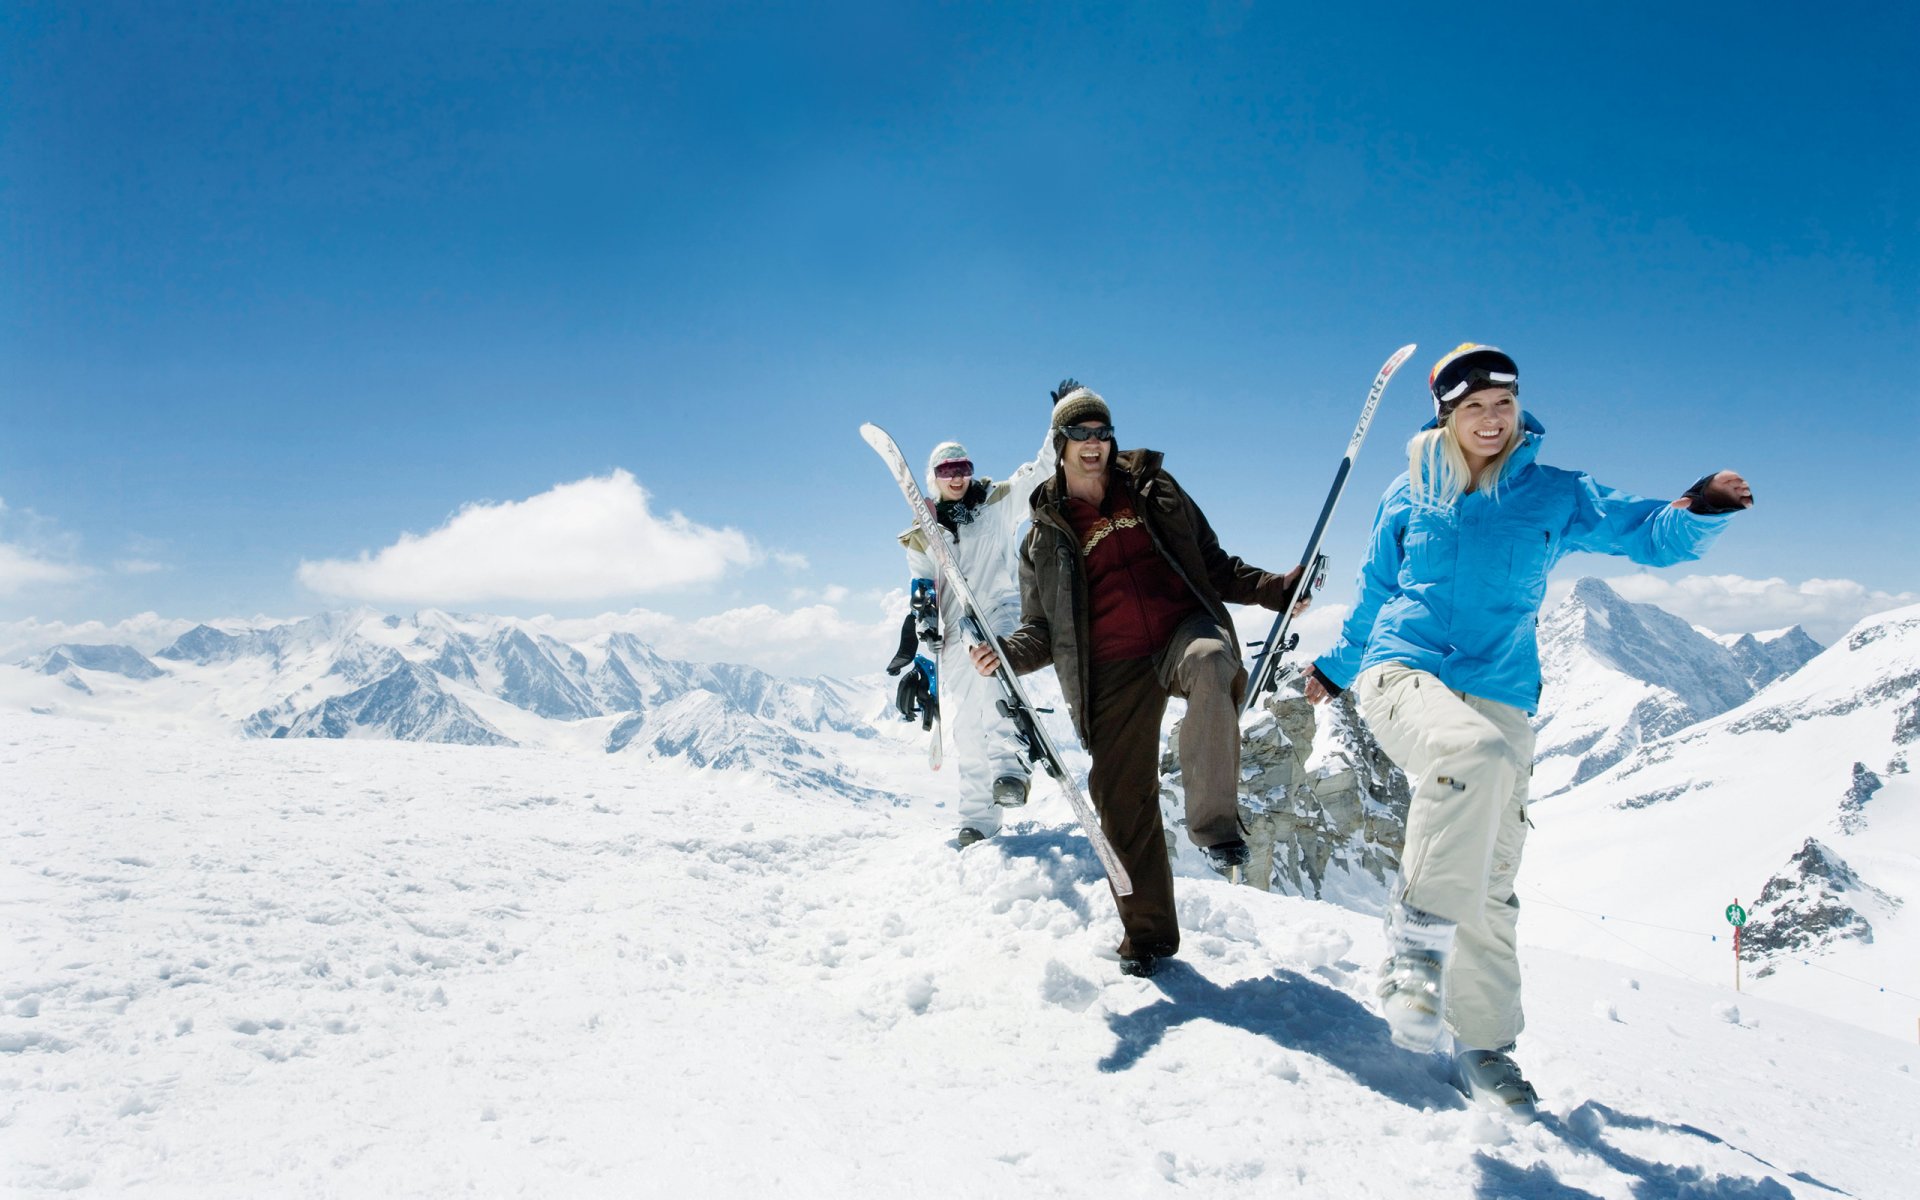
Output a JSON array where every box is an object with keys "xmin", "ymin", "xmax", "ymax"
[
  {"xmin": 982, "ymin": 823, "xmax": 1110, "ymax": 922},
  {"xmin": 1482, "ymin": 1102, "xmax": 1856, "ymax": 1200},
  {"xmin": 1091, "ymin": 963, "xmax": 1847, "ymax": 1199},
  {"xmin": 1096, "ymin": 961, "xmax": 1458, "ymax": 1111}
]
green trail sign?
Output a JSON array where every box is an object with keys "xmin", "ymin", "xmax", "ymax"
[{"xmin": 1726, "ymin": 902, "xmax": 1748, "ymax": 927}]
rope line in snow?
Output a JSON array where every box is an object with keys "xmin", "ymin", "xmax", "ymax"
[
  {"xmin": 1522, "ymin": 887, "xmax": 1919, "ymax": 1004},
  {"xmin": 1523, "ymin": 884, "xmax": 1711, "ymax": 987},
  {"xmin": 1523, "ymin": 892, "xmax": 1724, "ymax": 941},
  {"xmin": 1787, "ymin": 957, "xmax": 1920, "ymax": 1004}
]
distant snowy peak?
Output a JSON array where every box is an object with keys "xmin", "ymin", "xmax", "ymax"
[
  {"xmin": 608, "ymin": 690, "xmax": 811, "ymax": 767},
  {"xmin": 606, "ymin": 690, "xmax": 890, "ymax": 804},
  {"xmin": 481, "ymin": 626, "xmax": 601, "ymax": 720},
  {"xmin": 1716, "ymin": 609, "xmax": 1920, "ymax": 771},
  {"xmin": 1532, "ymin": 577, "xmax": 1773, "ymax": 794},
  {"xmin": 1725, "ymin": 626, "xmax": 1824, "ymax": 690},
  {"xmin": 154, "ymin": 623, "xmax": 245, "ymax": 664},
  {"xmin": 280, "ymin": 661, "xmax": 513, "ymax": 747},
  {"xmin": 1601, "ymin": 603, "xmax": 1920, "ymax": 806},
  {"xmin": 22, "ymin": 643, "xmax": 164, "ymax": 681},
  {"xmin": 156, "ymin": 610, "xmax": 388, "ymax": 668},
  {"xmin": 1547, "ymin": 577, "xmax": 1756, "ymax": 714}
]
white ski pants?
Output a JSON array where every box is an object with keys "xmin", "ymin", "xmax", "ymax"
[
  {"xmin": 1356, "ymin": 663, "xmax": 1534, "ymax": 1051},
  {"xmin": 941, "ymin": 599, "xmax": 1030, "ymax": 836}
]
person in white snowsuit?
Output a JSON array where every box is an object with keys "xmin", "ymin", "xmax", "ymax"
[
  {"xmin": 1304, "ymin": 343, "xmax": 1754, "ymax": 1117},
  {"xmin": 895, "ymin": 428, "xmax": 1055, "ymax": 845}
]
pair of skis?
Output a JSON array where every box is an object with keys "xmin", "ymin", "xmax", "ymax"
[{"xmin": 860, "ymin": 423, "xmax": 1134, "ymax": 897}]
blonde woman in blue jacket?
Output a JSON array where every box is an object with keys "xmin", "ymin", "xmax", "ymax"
[{"xmin": 1304, "ymin": 344, "xmax": 1753, "ymax": 1117}]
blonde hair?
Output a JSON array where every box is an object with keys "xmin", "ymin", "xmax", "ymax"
[{"xmin": 1406, "ymin": 401, "xmax": 1523, "ymax": 509}]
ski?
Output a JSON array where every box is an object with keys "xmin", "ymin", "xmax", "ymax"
[
  {"xmin": 1243, "ymin": 343, "xmax": 1418, "ymax": 712},
  {"xmin": 860, "ymin": 422, "xmax": 1133, "ymax": 896}
]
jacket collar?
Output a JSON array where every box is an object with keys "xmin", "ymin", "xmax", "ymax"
[
  {"xmin": 1501, "ymin": 413, "xmax": 1546, "ymax": 479},
  {"xmin": 1033, "ymin": 448, "xmax": 1165, "ymax": 522}
]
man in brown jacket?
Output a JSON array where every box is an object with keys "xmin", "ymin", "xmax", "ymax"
[{"xmin": 971, "ymin": 381, "xmax": 1304, "ymax": 977}]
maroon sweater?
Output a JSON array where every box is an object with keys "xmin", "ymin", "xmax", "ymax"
[{"xmin": 1065, "ymin": 495, "xmax": 1203, "ymax": 663}]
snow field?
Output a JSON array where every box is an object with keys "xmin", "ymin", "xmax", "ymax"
[{"xmin": 4, "ymin": 713, "xmax": 1915, "ymax": 1197}]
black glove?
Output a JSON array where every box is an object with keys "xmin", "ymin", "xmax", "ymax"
[
  {"xmin": 1050, "ymin": 378, "xmax": 1081, "ymax": 404},
  {"xmin": 1680, "ymin": 471, "xmax": 1755, "ymax": 515},
  {"xmin": 885, "ymin": 612, "xmax": 917, "ymax": 676},
  {"xmin": 894, "ymin": 661, "xmax": 937, "ymax": 730}
]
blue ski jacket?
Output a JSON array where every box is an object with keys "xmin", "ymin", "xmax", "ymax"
[{"xmin": 1313, "ymin": 415, "xmax": 1732, "ymax": 714}]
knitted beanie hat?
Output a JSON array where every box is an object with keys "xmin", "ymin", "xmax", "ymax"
[
  {"xmin": 925, "ymin": 441, "xmax": 972, "ymax": 489},
  {"xmin": 1049, "ymin": 381, "xmax": 1111, "ymax": 432}
]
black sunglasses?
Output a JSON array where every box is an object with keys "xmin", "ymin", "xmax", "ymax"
[{"xmin": 1060, "ymin": 424, "xmax": 1115, "ymax": 442}]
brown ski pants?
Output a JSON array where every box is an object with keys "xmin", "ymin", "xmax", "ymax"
[{"xmin": 1085, "ymin": 614, "xmax": 1246, "ymax": 958}]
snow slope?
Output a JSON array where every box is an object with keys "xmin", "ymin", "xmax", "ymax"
[
  {"xmin": 1524, "ymin": 604, "xmax": 1920, "ymax": 1045},
  {"xmin": 5, "ymin": 712, "xmax": 1914, "ymax": 1198}
]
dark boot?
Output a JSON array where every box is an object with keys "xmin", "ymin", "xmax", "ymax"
[{"xmin": 991, "ymin": 774, "xmax": 1030, "ymax": 807}]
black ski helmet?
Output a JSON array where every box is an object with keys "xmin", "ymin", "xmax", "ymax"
[{"xmin": 1427, "ymin": 344, "xmax": 1518, "ymax": 427}]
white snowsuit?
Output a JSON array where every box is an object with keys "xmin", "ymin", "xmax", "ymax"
[{"xmin": 902, "ymin": 433, "xmax": 1055, "ymax": 836}]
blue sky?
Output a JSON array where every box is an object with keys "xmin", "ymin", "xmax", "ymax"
[{"xmin": 3, "ymin": 1, "xmax": 1914, "ymax": 673}]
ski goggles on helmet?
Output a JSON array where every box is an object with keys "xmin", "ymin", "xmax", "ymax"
[
  {"xmin": 932, "ymin": 459, "xmax": 974, "ymax": 480},
  {"xmin": 1059, "ymin": 424, "xmax": 1115, "ymax": 442},
  {"xmin": 1430, "ymin": 345, "xmax": 1519, "ymax": 407}
]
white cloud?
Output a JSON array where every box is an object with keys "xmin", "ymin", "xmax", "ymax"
[
  {"xmin": 114, "ymin": 559, "xmax": 168, "ymax": 575},
  {"xmin": 1559, "ymin": 572, "xmax": 1919, "ymax": 645},
  {"xmin": 0, "ymin": 542, "xmax": 85, "ymax": 595},
  {"xmin": 0, "ymin": 499, "xmax": 87, "ymax": 596},
  {"xmin": 297, "ymin": 471, "xmax": 757, "ymax": 606},
  {"xmin": 788, "ymin": 584, "xmax": 851, "ymax": 605},
  {"xmin": 0, "ymin": 612, "xmax": 197, "ymax": 660},
  {"xmin": 531, "ymin": 595, "xmax": 898, "ymax": 679}
]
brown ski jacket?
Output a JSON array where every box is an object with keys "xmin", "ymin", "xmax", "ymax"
[{"xmin": 998, "ymin": 449, "xmax": 1296, "ymax": 741}]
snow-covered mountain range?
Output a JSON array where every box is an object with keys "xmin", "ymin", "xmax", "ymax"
[{"xmin": 4, "ymin": 609, "xmax": 886, "ymax": 802}]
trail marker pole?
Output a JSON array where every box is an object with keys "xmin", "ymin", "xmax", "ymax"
[{"xmin": 1725, "ymin": 899, "xmax": 1748, "ymax": 992}]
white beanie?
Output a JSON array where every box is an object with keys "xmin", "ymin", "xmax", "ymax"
[{"xmin": 925, "ymin": 441, "xmax": 971, "ymax": 490}]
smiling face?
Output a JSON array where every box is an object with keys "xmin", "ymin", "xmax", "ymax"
[
  {"xmin": 1060, "ymin": 420, "xmax": 1113, "ymax": 494},
  {"xmin": 934, "ymin": 466, "xmax": 972, "ymax": 501},
  {"xmin": 1449, "ymin": 387, "xmax": 1518, "ymax": 474}
]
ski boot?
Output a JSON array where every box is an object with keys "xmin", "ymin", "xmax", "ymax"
[
  {"xmin": 991, "ymin": 774, "xmax": 1030, "ymax": 808},
  {"xmin": 1118, "ymin": 938, "xmax": 1177, "ymax": 979},
  {"xmin": 1451, "ymin": 1047, "xmax": 1540, "ymax": 1121},
  {"xmin": 955, "ymin": 827, "xmax": 989, "ymax": 849},
  {"xmin": 1377, "ymin": 901, "xmax": 1456, "ymax": 1052},
  {"xmin": 1118, "ymin": 954, "xmax": 1158, "ymax": 978},
  {"xmin": 1203, "ymin": 838, "xmax": 1250, "ymax": 884}
]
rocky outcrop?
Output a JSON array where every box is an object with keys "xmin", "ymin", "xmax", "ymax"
[
  {"xmin": 1837, "ymin": 763, "xmax": 1883, "ymax": 834},
  {"xmin": 1162, "ymin": 690, "xmax": 1410, "ymax": 900},
  {"xmin": 1743, "ymin": 839, "xmax": 1900, "ymax": 975}
]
